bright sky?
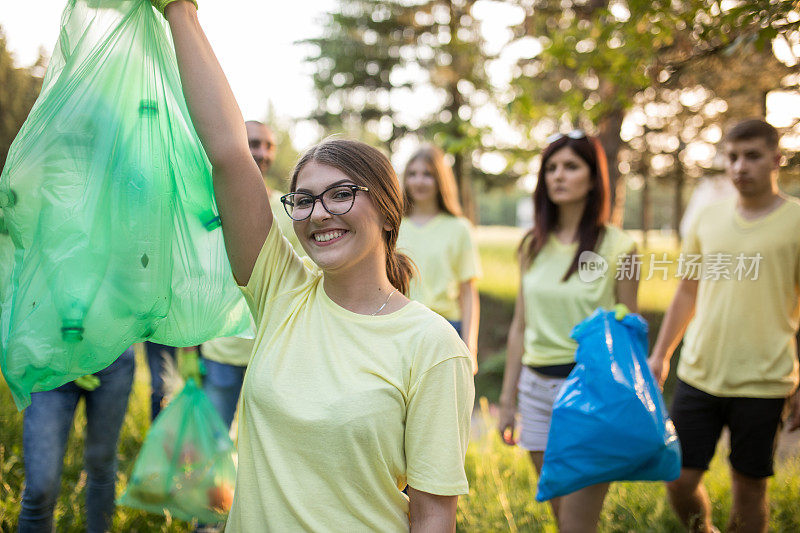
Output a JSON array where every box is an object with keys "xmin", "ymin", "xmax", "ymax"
[
  {"xmin": 0, "ymin": 0, "xmax": 336, "ymax": 148},
  {"xmin": 0, "ymin": 0, "xmax": 531, "ymax": 162},
  {"xmin": 4, "ymin": 2, "xmax": 797, "ymax": 179}
]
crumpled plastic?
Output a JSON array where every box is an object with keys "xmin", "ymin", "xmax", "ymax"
[
  {"xmin": 119, "ymin": 379, "xmax": 237, "ymax": 523},
  {"xmin": 536, "ymin": 309, "xmax": 681, "ymax": 501},
  {"xmin": 0, "ymin": 0, "xmax": 250, "ymax": 409}
]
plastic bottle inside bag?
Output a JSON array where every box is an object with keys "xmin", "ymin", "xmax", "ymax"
[
  {"xmin": 108, "ymin": 99, "xmax": 174, "ymax": 337},
  {"xmin": 39, "ymin": 120, "xmax": 112, "ymax": 343}
]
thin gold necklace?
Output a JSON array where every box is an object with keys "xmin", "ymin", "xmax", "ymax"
[{"xmin": 371, "ymin": 288, "xmax": 398, "ymax": 316}]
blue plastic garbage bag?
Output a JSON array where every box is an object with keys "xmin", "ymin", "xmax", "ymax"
[{"xmin": 535, "ymin": 308, "xmax": 681, "ymax": 501}]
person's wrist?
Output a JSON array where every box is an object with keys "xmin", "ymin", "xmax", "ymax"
[
  {"xmin": 157, "ymin": 0, "xmax": 197, "ymax": 17},
  {"xmin": 649, "ymin": 347, "xmax": 666, "ymax": 361},
  {"xmin": 499, "ymin": 394, "xmax": 516, "ymax": 409}
]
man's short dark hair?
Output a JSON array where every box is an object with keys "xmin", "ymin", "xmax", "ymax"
[{"xmin": 725, "ymin": 119, "xmax": 779, "ymax": 149}]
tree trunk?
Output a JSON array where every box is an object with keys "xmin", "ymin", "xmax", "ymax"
[
  {"xmin": 453, "ymin": 151, "xmax": 477, "ymax": 222},
  {"xmin": 672, "ymin": 141, "xmax": 686, "ymax": 246},
  {"xmin": 673, "ymin": 174, "xmax": 684, "ymax": 246},
  {"xmin": 597, "ymin": 107, "xmax": 626, "ymax": 225},
  {"xmin": 641, "ymin": 168, "xmax": 650, "ymax": 251},
  {"xmin": 445, "ymin": 0, "xmax": 476, "ymax": 223}
]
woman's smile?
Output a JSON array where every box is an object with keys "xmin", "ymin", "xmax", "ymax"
[{"xmin": 310, "ymin": 228, "xmax": 349, "ymax": 246}]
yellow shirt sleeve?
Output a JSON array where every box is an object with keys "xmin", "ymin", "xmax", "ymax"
[
  {"xmin": 241, "ymin": 222, "xmax": 314, "ymax": 321},
  {"xmin": 795, "ymin": 241, "xmax": 800, "ymax": 288},
  {"xmin": 268, "ymin": 191, "xmax": 305, "ymax": 254},
  {"xmin": 453, "ymin": 218, "xmax": 481, "ymax": 283},
  {"xmin": 680, "ymin": 211, "xmax": 703, "ymax": 280},
  {"xmin": 405, "ymin": 325, "xmax": 474, "ymax": 496}
]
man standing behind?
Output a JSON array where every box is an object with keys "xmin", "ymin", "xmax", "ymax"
[
  {"xmin": 246, "ymin": 120, "xmax": 302, "ymax": 250},
  {"xmin": 649, "ymin": 119, "xmax": 800, "ymax": 533},
  {"xmin": 199, "ymin": 120, "xmax": 301, "ymax": 428}
]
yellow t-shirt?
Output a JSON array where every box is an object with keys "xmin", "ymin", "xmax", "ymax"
[
  {"xmin": 268, "ymin": 190, "xmax": 304, "ymax": 253},
  {"xmin": 397, "ymin": 214, "xmax": 481, "ymax": 321},
  {"xmin": 225, "ymin": 223, "xmax": 475, "ymax": 532},
  {"xmin": 521, "ymin": 226, "xmax": 635, "ymax": 367},
  {"xmin": 201, "ymin": 335, "xmax": 253, "ymax": 367},
  {"xmin": 677, "ymin": 196, "xmax": 800, "ymax": 398},
  {"xmin": 201, "ymin": 192, "xmax": 304, "ymax": 367}
]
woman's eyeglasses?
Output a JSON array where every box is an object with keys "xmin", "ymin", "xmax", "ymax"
[
  {"xmin": 280, "ymin": 184, "xmax": 369, "ymax": 221},
  {"xmin": 546, "ymin": 129, "xmax": 587, "ymax": 145}
]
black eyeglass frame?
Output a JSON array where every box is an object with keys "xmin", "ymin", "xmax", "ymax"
[{"xmin": 280, "ymin": 184, "xmax": 370, "ymax": 221}]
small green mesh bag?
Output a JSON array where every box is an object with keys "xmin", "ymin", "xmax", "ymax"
[
  {"xmin": 0, "ymin": 0, "xmax": 251, "ymax": 409},
  {"xmin": 119, "ymin": 379, "xmax": 237, "ymax": 524}
]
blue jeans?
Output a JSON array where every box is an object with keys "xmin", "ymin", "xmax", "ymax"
[
  {"xmin": 19, "ymin": 348, "xmax": 135, "ymax": 533},
  {"xmin": 145, "ymin": 342, "xmax": 177, "ymax": 420},
  {"xmin": 201, "ymin": 358, "xmax": 246, "ymax": 429},
  {"xmin": 448, "ymin": 320, "xmax": 463, "ymax": 338}
]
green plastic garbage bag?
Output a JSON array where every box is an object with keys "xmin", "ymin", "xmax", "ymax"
[
  {"xmin": 0, "ymin": 0, "xmax": 251, "ymax": 409},
  {"xmin": 0, "ymin": 216, "xmax": 15, "ymax": 318},
  {"xmin": 119, "ymin": 379, "xmax": 237, "ymax": 524}
]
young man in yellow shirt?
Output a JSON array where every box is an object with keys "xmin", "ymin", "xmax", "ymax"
[
  {"xmin": 199, "ymin": 120, "xmax": 303, "ymax": 428},
  {"xmin": 649, "ymin": 119, "xmax": 800, "ymax": 533}
]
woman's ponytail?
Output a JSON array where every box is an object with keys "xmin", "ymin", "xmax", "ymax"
[{"xmin": 386, "ymin": 248, "xmax": 415, "ymax": 296}]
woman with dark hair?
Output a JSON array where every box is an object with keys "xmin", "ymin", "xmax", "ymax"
[
  {"xmin": 497, "ymin": 131, "xmax": 638, "ymax": 531},
  {"xmin": 398, "ymin": 145, "xmax": 481, "ymax": 372},
  {"xmin": 151, "ymin": 1, "xmax": 474, "ymax": 531}
]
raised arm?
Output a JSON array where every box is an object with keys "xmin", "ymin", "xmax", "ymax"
[{"xmin": 161, "ymin": 1, "xmax": 272, "ymax": 284}]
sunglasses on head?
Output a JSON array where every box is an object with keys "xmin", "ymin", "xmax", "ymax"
[{"xmin": 546, "ymin": 129, "xmax": 587, "ymax": 145}]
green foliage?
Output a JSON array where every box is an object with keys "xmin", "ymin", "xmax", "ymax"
[
  {"xmin": 508, "ymin": 0, "xmax": 800, "ymax": 129},
  {"xmin": 477, "ymin": 188, "xmax": 525, "ymax": 227},
  {"xmin": 301, "ymin": 0, "xmax": 408, "ymax": 142},
  {"xmin": 261, "ymin": 109, "xmax": 301, "ymax": 193},
  {"xmin": 507, "ymin": 0, "xmax": 800, "ymax": 227},
  {"xmin": 305, "ymin": 0, "xmax": 800, "ymax": 225},
  {"xmin": 302, "ymin": 0, "xmax": 503, "ymax": 216},
  {"xmin": 0, "ymin": 28, "xmax": 44, "ymax": 170}
]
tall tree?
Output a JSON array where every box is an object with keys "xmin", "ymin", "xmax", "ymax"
[
  {"xmin": 625, "ymin": 43, "xmax": 792, "ymax": 238},
  {"xmin": 303, "ymin": 0, "xmax": 495, "ymax": 220},
  {"xmin": 507, "ymin": 0, "xmax": 800, "ymax": 225},
  {"xmin": 0, "ymin": 29, "xmax": 44, "ymax": 170}
]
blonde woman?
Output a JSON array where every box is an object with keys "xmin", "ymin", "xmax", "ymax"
[{"xmin": 398, "ymin": 145, "xmax": 481, "ymax": 372}]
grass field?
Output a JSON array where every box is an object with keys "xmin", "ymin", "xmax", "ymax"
[
  {"xmin": 1, "ymin": 226, "xmax": 798, "ymax": 531},
  {"xmin": 3, "ymin": 366, "xmax": 800, "ymax": 532}
]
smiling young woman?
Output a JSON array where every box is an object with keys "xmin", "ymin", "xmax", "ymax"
[
  {"xmin": 397, "ymin": 145, "xmax": 482, "ymax": 372},
  {"xmin": 153, "ymin": 2, "xmax": 475, "ymax": 531}
]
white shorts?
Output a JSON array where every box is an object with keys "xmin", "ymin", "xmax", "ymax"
[{"xmin": 517, "ymin": 366, "xmax": 567, "ymax": 452}]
